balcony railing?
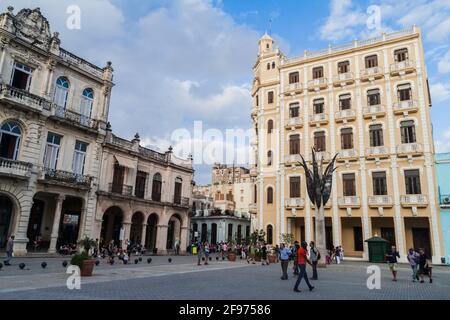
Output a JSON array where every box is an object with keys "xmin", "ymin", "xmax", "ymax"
[
  {"xmin": 369, "ymin": 195, "xmax": 393, "ymax": 207},
  {"xmin": 45, "ymin": 168, "xmax": 92, "ymax": 187},
  {"xmin": 309, "ymin": 113, "xmax": 328, "ymax": 124},
  {"xmin": 285, "ymin": 154, "xmax": 302, "ymax": 165},
  {"xmin": 0, "ymin": 157, "xmax": 32, "ymax": 179},
  {"xmin": 366, "ymin": 146, "xmax": 390, "ymax": 159},
  {"xmin": 390, "ymin": 60, "xmax": 416, "ymax": 75},
  {"xmin": 250, "ymin": 167, "xmax": 258, "ymax": 177},
  {"xmin": 363, "ymin": 104, "xmax": 386, "ymax": 118},
  {"xmin": 174, "ymin": 196, "xmax": 190, "ymax": 207},
  {"xmin": 139, "ymin": 146, "xmax": 167, "ymax": 162},
  {"xmin": 307, "ymin": 78, "xmax": 328, "ymax": 89},
  {"xmin": 393, "ymin": 100, "xmax": 418, "ymax": 114},
  {"xmin": 397, "ymin": 143, "xmax": 423, "ymax": 155},
  {"xmin": 360, "ymin": 67, "xmax": 383, "ymax": 80},
  {"xmin": 285, "ymin": 117, "xmax": 303, "ymax": 128},
  {"xmin": 338, "ymin": 149, "xmax": 358, "ymax": 160},
  {"xmin": 401, "ymin": 194, "xmax": 428, "ymax": 207},
  {"xmin": 333, "ymin": 72, "xmax": 355, "ymax": 85},
  {"xmin": 59, "ymin": 48, "xmax": 104, "ymax": 79},
  {"xmin": 338, "ymin": 196, "xmax": 361, "ymax": 207},
  {"xmin": 335, "ymin": 109, "xmax": 356, "ymax": 121},
  {"xmin": 311, "ymin": 151, "xmax": 330, "ymax": 162},
  {"xmin": 53, "ymin": 105, "xmax": 98, "ymax": 129},
  {"xmin": 285, "ymin": 198, "xmax": 305, "ymax": 208},
  {"xmin": 284, "ymin": 82, "xmax": 303, "ymax": 94},
  {"xmin": 108, "ymin": 183, "xmax": 133, "ymax": 196},
  {"xmin": 0, "ymin": 84, "xmax": 51, "ymax": 112}
]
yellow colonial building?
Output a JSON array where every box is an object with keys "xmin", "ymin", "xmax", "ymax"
[{"xmin": 251, "ymin": 26, "xmax": 444, "ymax": 263}]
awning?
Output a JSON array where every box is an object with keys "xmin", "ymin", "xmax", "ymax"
[{"xmin": 114, "ymin": 155, "xmax": 136, "ymax": 169}]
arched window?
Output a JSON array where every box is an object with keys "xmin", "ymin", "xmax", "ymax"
[
  {"xmin": 54, "ymin": 77, "xmax": 70, "ymax": 109},
  {"xmin": 267, "ymin": 63, "xmax": 270, "ymax": 70},
  {"xmin": 174, "ymin": 177, "xmax": 183, "ymax": 204},
  {"xmin": 267, "ymin": 150, "xmax": 273, "ymax": 166},
  {"xmin": 267, "ymin": 119, "xmax": 274, "ymax": 134},
  {"xmin": 0, "ymin": 121, "xmax": 22, "ymax": 160},
  {"xmin": 267, "ymin": 225, "xmax": 273, "ymax": 244},
  {"xmin": 81, "ymin": 88, "xmax": 94, "ymax": 123},
  {"xmin": 272, "ymin": 62, "xmax": 276, "ymax": 69},
  {"xmin": 151, "ymin": 173, "xmax": 162, "ymax": 202},
  {"xmin": 267, "ymin": 187, "xmax": 273, "ymax": 204}
]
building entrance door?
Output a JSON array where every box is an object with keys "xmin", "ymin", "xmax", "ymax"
[{"xmin": 412, "ymin": 228, "xmax": 432, "ymax": 258}]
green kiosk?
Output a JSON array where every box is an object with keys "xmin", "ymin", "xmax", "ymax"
[{"xmin": 365, "ymin": 236, "xmax": 390, "ymax": 263}]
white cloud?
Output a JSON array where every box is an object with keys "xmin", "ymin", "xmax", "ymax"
[
  {"xmin": 435, "ymin": 129, "xmax": 450, "ymax": 153},
  {"xmin": 438, "ymin": 52, "xmax": 450, "ymax": 74},
  {"xmin": 430, "ymin": 82, "xmax": 450, "ymax": 102}
]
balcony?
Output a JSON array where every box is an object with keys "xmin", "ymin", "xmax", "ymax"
[
  {"xmin": 363, "ymin": 104, "xmax": 386, "ymax": 118},
  {"xmin": 285, "ymin": 117, "xmax": 303, "ymax": 129},
  {"xmin": 249, "ymin": 203, "xmax": 257, "ymax": 214},
  {"xmin": 250, "ymin": 167, "xmax": 258, "ymax": 177},
  {"xmin": 284, "ymin": 82, "xmax": 303, "ymax": 95},
  {"xmin": 109, "ymin": 183, "xmax": 133, "ymax": 196},
  {"xmin": 0, "ymin": 84, "xmax": 51, "ymax": 113},
  {"xmin": 174, "ymin": 196, "xmax": 190, "ymax": 207},
  {"xmin": 285, "ymin": 198, "xmax": 305, "ymax": 209},
  {"xmin": 309, "ymin": 113, "xmax": 329, "ymax": 126},
  {"xmin": 338, "ymin": 196, "xmax": 361, "ymax": 208},
  {"xmin": 360, "ymin": 67, "xmax": 384, "ymax": 82},
  {"xmin": 52, "ymin": 105, "xmax": 98, "ymax": 130},
  {"xmin": 401, "ymin": 194, "xmax": 428, "ymax": 208},
  {"xmin": 366, "ymin": 146, "xmax": 390, "ymax": 159},
  {"xmin": 307, "ymin": 78, "xmax": 328, "ymax": 91},
  {"xmin": 44, "ymin": 168, "xmax": 92, "ymax": 188},
  {"xmin": 285, "ymin": 154, "xmax": 302, "ymax": 166},
  {"xmin": 368, "ymin": 195, "xmax": 394, "ymax": 208},
  {"xmin": 333, "ymin": 72, "xmax": 355, "ymax": 87},
  {"xmin": 393, "ymin": 100, "xmax": 418, "ymax": 114},
  {"xmin": 0, "ymin": 157, "xmax": 32, "ymax": 180},
  {"xmin": 390, "ymin": 60, "xmax": 416, "ymax": 76},
  {"xmin": 337, "ymin": 149, "xmax": 358, "ymax": 162},
  {"xmin": 335, "ymin": 109, "xmax": 356, "ymax": 122},
  {"xmin": 310, "ymin": 151, "xmax": 330, "ymax": 163},
  {"xmin": 397, "ymin": 143, "xmax": 423, "ymax": 157}
]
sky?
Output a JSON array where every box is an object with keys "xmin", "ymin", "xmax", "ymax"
[{"xmin": 2, "ymin": 0, "xmax": 450, "ymax": 184}]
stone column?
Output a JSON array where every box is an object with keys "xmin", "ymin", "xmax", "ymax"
[
  {"xmin": 180, "ymin": 226, "xmax": 189, "ymax": 254},
  {"xmin": 155, "ymin": 224, "xmax": 168, "ymax": 255},
  {"xmin": 77, "ymin": 200, "xmax": 88, "ymax": 241},
  {"xmin": 141, "ymin": 223, "xmax": 147, "ymax": 247},
  {"xmin": 48, "ymin": 195, "xmax": 65, "ymax": 254},
  {"xmin": 0, "ymin": 38, "xmax": 9, "ymax": 83},
  {"xmin": 122, "ymin": 221, "xmax": 131, "ymax": 249}
]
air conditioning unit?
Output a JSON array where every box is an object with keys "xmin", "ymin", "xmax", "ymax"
[{"xmin": 444, "ymin": 197, "xmax": 450, "ymax": 205}]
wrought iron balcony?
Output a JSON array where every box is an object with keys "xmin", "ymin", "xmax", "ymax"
[
  {"xmin": 393, "ymin": 100, "xmax": 418, "ymax": 114},
  {"xmin": 0, "ymin": 157, "xmax": 32, "ymax": 179},
  {"xmin": 363, "ymin": 104, "xmax": 386, "ymax": 118},
  {"xmin": 44, "ymin": 168, "xmax": 92, "ymax": 187},
  {"xmin": 285, "ymin": 117, "xmax": 303, "ymax": 129},
  {"xmin": 53, "ymin": 105, "xmax": 98, "ymax": 130},
  {"xmin": 285, "ymin": 198, "xmax": 305, "ymax": 209},
  {"xmin": 397, "ymin": 143, "xmax": 423, "ymax": 156},
  {"xmin": 360, "ymin": 67, "xmax": 384, "ymax": 81},
  {"xmin": 390, "ymin": 60, "xmax": 416, "ymax": 76},
  {"xmin": 333, "ymin": 72, "xmax": 355, "ymax": 86},
  {"xmin": 338, "ymin": 196, "xmax": 361, "ymax": 208},
  {"xmin": 366, "ymin": 146, "xmax": 390, "ymax": 159},
  {"xmin": 108, "ymin": 183, "xmax": 133, "ymax": 196},
  {"xmin": 0, "ymin": 84, "xmax": 51, "ymax": 112},
  {"xmin": 368, "ymin": 195, "xmax": 393, "ymax": 208},
  {"xmin": 335, "ymin": 109, "xmax": 356, "ymax": 122},
  {"xmin": 174, "ymin": 196, "xmax": 190, "ymax": 207},
  {"xmin": 401, "ymin": 194, "xmax": 428, "ymax": 207},
  {"xmin": 307, "ymin": 78, "xmax": 328, "ymax": 91}
]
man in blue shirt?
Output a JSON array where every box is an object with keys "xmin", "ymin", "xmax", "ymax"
[{"xmin": 279, "ymin": 243, "xmax": 291, "ymax": 280}]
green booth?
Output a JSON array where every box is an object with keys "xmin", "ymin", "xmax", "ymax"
[{"xmin": 365, "ymin": 236, "xmax": 390, "ymax": 263}]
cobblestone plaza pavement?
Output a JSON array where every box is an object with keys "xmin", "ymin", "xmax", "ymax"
[{"xmin": 0, "ymin": 255, "xmax": 449, "ymax": 300}]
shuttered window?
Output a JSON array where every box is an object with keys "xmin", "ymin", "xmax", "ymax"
[
  {"xmin": 314, "ymin": 131, "xmax": 326, "ymax": 152},
  {"xmin": 343, "ymin": 173, "xmax": 356, "ymax": 196},
  {"xmin": 400, "ymin": 120, "xmax": 416, "ymax": 144},
  {"xmin": 289, "ymin": 134, "xmax": 300, "ymax": 155},
  {"xmin": 313, "ymin": 98, "xmax": 324, "ymax": 114},
  {"xmin": 367, "ymin": 89, "xmax": 381, "ymax": 106},
  {"xmin": 341, "ymin": 128, "xmax": 353, "ymax": 150},
  {"xmin": 338, "ymin": 61, "xmax": 350, "ymax": 74},
  {"xmin": 365, "ymin": 55, "xmax": 378, "ymax": 68},
  {"xmin": 372, "ymin": 171, "xmax": 387, "ymax": 195},
  {"xmin": 290, "ymin": 176, "xmax": 301, "ymax": 198},
  {"xmin": 369, "ymin": 124, "xmax": 384, "ymax": 147},
  {"xmin": 339, "ymin": 94, "xmax": 351, "ymax": 110},
  {"xmin": 405, "ymin": 170, "xmax": 421, "ymax": 194},
  {"xmin": 289, "ymin": 72, "xmax": 299, "ymax": 84},
  {"xmin": 290, "ymin": 103, "xmax": 300, "ymax": 118},
  {"xmin": 313, "ymin": 66, "xmax": 324, "ymax": 79}
]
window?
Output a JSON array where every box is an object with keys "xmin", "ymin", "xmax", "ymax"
[
  {"xmin": 369, "ymin": 124, "xmax": 384, "ymax": 147},
  {"xmin": 267, "ymin": 151, "xmax": 273, "ymax": 166},
  {"xmin": 367, "ymin": 89, "xmax": 381, "ymax": 106},
  {"xmin": 372, "ymin": 171, "xmax": 387, "ymax": 196},
  {"xmin": 174, "ymin": 177, "xmax": 183, "ymax": 204},
  {"xmin": 268, "ymin": 91, "xmax": 274, "ymax": 104},
  {"xmin": 54, "ymin": 77, "xmax": 70, "ymax": 109},
  {"xmin": 267, "ymin": 225, "xmax": 273, "ymax": 244},
  {"xmin": 313, "ymin": 66, "xmax": 324, "ymax": 79},
  {"xmin": 405, "ymin": 169, "xmax": 421, "ymax": 194},
  {"xmin": 267, "ymin": 187, "xmax": 273, "ymax": 204},
  {"xmin": 365, "ymin": 55, "xmax": 378, "ymax": 68},
  {"xmin": 339, "ymin": 94, "xmax": 351, "ymax": 110},
  {"xmin": 353, "ymin": 227, "xmax": 363, "ymax": 251},
  {"xmin": 272, "ymin": 62, "xmax": 276, "ymax": 69},
  {"xmin": 10, "ymin": 62, "xmax": 33, "ymax": 91},
  {"xmin": 267, "ymin": 63, "xmax": 270, "ymax": 70},
  {"xmin": 400, "ymin": 120, "xmax": 416, "ymax": 144},
  {"xmin": 289, "ymin": 72, "xmax": 299, "ymax": 84},
  {"xmin": 267, "ymin": 120, "xmax": 274, "ymax": 134},
  {"xmin": 72, "ymin": 141, "xmax": 87, "ymax": 175},
  {"xmin": 43, "ymin": 132, "xmax": 62, "ymax": 170},
  {"xmin": 394, "ymin": 48, "xmax": 408, "ymax": 62},
  {"xmin": 289, "ymin": 134, "xmax": 300, "ymax": 155},
  {"xmin": 338, "ymin": 61, "xmax": 350, "ymax": 74},
  {"xmin": 0, "ymin": 121, "xmax": 22, "ymax": 160},
  {"xmin": 343, "ymin": 173, "xmax": 356, "ymax": 196},
  {"xmin": 254, "ymin": 184, "xmax": 257, "ymax": 203},
  {"xmin": 111, "ymin": 161, "xmax": 125, "ymax": 193},
  {"xmin": 341, "ymin": 128, "xmax": 353, "ymax": 150},
  {"xmin": 313, "ymin": 98, "xmax": 324, "ymax": 114},
  {"xmin": 289, "ymin": 103, "xmax": 300, "ymax": 118},
  {"xmin": 135, "ymin": 171, "xmax": 147, "ymax": 199},
  {"xmin": 290, "ymin": 176, "xmax": 301, "ymax": 198},
  {"xmin": 256, "ymin": 95, "xmax": 259, "ymax": 106},
  {"xmin": 81, "ymin": 88, "xmax": 94, "ymax": 124},
  {"xmin": 397, "ymin": 84, "xmax": 412, "ymax": 101},
  {"xmin": 314, "ymin": 131, "xmax": 326, "ymax": 152}
]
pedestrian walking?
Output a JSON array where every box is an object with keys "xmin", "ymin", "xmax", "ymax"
[
  {"xmin": 274, "ymin": 244, "xmax": 280, "ymax": 263},
  {"xmin": 247, "ymin": 244, "xmax": 256, "ymax": 264},
  {"xmin": 407, "ymin": 248, "xmax": 420, "ymax": 282},
  {"xmin": 174, "ymin": 238, "xmax": 180, "ymax": 256},
  {"xmin": 418, "ymin": 248, "xmax": 432, "ymax": 283},
  {"xmin": 196, "ymin": 241, "xmax": 203, "ymax": 266},
  {"xmin": 292, "ymin": 241, "xmax": 299, "ymax": 275},
  {"xmin": 386, "ymin": 245, "xmax": 400, "ymax": 282},
  {"xmin": 261, "ymin": 243, "xmax": 269, "ymax": 266},
  {"xmin": 309, "ymin": 241, "xmax": 320, "ymax": 280},
  {"xmin": 334, "ymin": 246, "xmax": 341, "ymax": 264},
  {"xmin": 204, "ymin": 242, "xmax": 210, "ymax": 265},
  {"xmin": 279, "ymin": 243, "xmax": 291, "ymax": 280},
  {"xmin": 3, "ymin": 235, "xmax": 14, "ymax": 266},
  {"xmin": 293, "ymin": 241, "xmax": 314, "ymax": 293},
  {"xmin": 241, "ymin": 244, "xmax": 247, "ymax": 260}
]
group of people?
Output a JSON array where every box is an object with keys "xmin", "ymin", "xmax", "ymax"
[
  {"xmin": 99, "ymin": 239, "xmax": 147, "ymax": 264},
  {"xmin": 386, "ymin": 245, "xmax": 433, "ymax": 283}
]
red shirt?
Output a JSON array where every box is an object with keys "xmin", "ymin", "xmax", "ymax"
[{"xmin": 297, "ymin": 247, "xmax": 307, "ymax": 265}]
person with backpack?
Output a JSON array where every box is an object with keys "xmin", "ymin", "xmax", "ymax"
[{"xmin": 309, "ymin": 241, "xmax": 320, "ymax": 280}]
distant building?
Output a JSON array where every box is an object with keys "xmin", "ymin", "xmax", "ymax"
[{"xmin": 436, "ymin": 153, "xmax": 450, "ymax": 264}]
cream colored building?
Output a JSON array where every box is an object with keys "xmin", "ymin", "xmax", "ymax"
[{"xmin": 251, "ymin": 27, "xmax": 443, "ymax": 263}]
